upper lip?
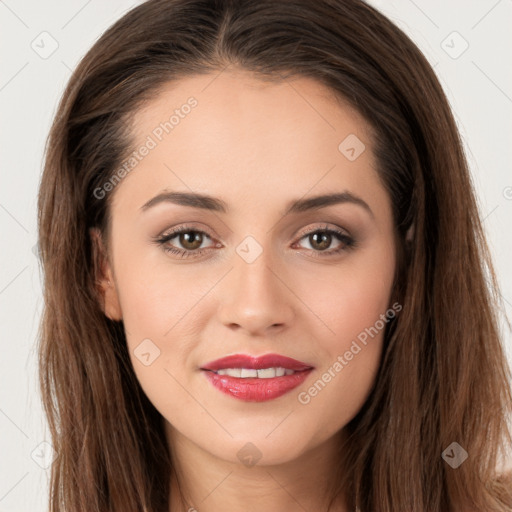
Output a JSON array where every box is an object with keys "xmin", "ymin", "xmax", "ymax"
[{"xmin": 200, "ymin": 353, "xmax": 314, "ymax": 372}]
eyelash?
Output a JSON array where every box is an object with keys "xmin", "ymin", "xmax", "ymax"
[{"xmin": 153, "ymin": 223, "xmax": 356, "ymax": 260}]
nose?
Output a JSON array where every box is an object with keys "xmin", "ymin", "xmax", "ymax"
[{"xmin": 216, "ymin": 246, "xmax": 295, "ymax": 337}]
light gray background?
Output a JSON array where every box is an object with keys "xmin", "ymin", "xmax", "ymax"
[{"xmin": 1, "ymin": 1, "xmax": 511, "ymax": 510}]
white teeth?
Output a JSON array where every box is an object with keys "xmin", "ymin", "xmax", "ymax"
[
  {"xmin": 215, "ymin": 367, "xmax": 296, "ymax": 378},
  {"xmin": 240, "ymin": 368, "xmax": 258, "ymax": 378},
  {"xmin": 257, "ymin": 368, "xmax": 276, "ymax": 379},
  {"xmin": 217, "ymin": 368, "xmax": 241, "ymax": 377}
]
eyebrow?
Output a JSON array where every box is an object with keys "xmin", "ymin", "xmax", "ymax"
[{"xmin": 140, "ymin": 190, "xmax": 374, "ymax": 218}]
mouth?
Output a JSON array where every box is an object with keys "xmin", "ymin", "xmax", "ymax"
[
  {"xmin": 200, "ymin": 353, "xmax": 314, "ymax": 402},
  {"xmin": 208, "ymin": 367, "xmax": 299, "ymax": 377}
]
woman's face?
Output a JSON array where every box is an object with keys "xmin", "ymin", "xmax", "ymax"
[{"xmin": 100, "ymin": 69, "xmax": 397, "ymax": 467}]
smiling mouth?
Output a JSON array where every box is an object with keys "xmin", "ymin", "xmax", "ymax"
[
  {"xmin": 206, "ymin": 367, "xmax": 299, "ymax": 378},
  {"xmin": 199, "ymin": 353, "xmax": 314, "ymax": 401},
  {"xmin": 201, "ymin": 366, "xmax": 314, "ymax": 402}
]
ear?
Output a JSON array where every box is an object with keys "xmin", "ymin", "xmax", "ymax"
[
  {"xmin": 405, "ymin": 224, "xmax": 414, "ymax": 242},
  {"xmin": 89, "ymin": 227, "xmax": 123, "ymax": 321}
]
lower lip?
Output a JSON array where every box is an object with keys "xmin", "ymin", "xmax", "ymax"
[{"xmin": 202, "ymin": 369, "xmax": 313, "ymax": 402}]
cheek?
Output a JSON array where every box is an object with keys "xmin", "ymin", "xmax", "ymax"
[
  {"xmin": 112, "ymin": 250, "xmax": 217, "ymax": 404},
  {"xmin": 113, "ymin": 240, "xmax": 204, "ymax": 341},
  {"xmin": 293, "ymin": 243, "xmax": 395, "ymax": 421},
  {"xmin": 115, "ymin": 264, "xmax": 201, "ymax": 413},
  {"xmin": 298, "ymin": 241, "xmax": 396, "ymax": 351}
]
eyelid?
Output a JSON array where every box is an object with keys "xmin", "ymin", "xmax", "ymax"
[
  {"xmin": 154, "ymin": 222, "xmax": 355, "ymax": 258},
  {"xmin": 156, "ymin": 222, "xmax": 349, "ymax": 243},
  {"xmin": 291, "ymin": 223, "xmax": 355, "ymax": 255},
  {"xmin": 155, "ymin": 223, "xmax": 219, "ymax": 247},
  {"xmin": 157, "ymin": 222, "xmax": 216, "ymax": 239},
  {"xmin": 295, "ymin": 223, "xmax": 350, "ymax": 239}
]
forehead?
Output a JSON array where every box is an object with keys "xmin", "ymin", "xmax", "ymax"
[
  {"xmin": 131, "ymin": 68, "xmax": 373, "ymax": 155},
  {"xmin": 113, "ymin": 69, "xmax": 385, "ymax": 215}
]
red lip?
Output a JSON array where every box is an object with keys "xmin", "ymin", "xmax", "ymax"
[
  {"xmin": 200, "ymin": 353, "xmax": 313, "ymax": 372},
  {"xmin": 200, "ymin": 353, "xmax": 315, "ymax": 402},
  {"xmin": 202, "ymin": 369, "xmax": 313, "ymax": 402}
]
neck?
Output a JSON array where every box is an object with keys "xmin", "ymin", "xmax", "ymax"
[{"xmin": 166, "ymin": 424, "xmax": 351, "ymax": 512}]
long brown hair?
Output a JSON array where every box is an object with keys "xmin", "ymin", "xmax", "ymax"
[{"xmin": 37, "ymin": 0, "xmax": 512, "ymax": 510}]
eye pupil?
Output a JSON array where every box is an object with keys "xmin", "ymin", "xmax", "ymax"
[
  {"xmin": 158, "ymin": 227, "xmax": 349, "ymax": 258},
  {"xmin": 310, "ymin": 231, "xmax": 331, "ymax": 251},
  {"xmin": 180, "ymin": 231, "xmax": 203, "ymax": 250}
]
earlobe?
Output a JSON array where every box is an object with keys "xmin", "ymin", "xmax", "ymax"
[
  {"xmin": 405, "ymin": 224, "xmax": 414, "ymax": 242},
  {"xmin": 102, "ymin": 277, "xmax": 123, "ymax": 321},
  {"xmin": 89, "ymin": 227, "xmax": 123, "ymax": 321}
]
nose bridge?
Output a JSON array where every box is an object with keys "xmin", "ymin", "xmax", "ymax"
[{"xmin": 217, "ymin": 235, "xmax": 293, "ymax": 334}]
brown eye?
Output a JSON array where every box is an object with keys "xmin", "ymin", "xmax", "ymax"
[
  {"xmin": 308, "ymin": 231, "xmax": 334, "ymax": 251},
  {"xmin": 154, "ymin": 226, "xmax": 216, "ymax": 258},
  {"xmin": 154, "ymin": 224, "xmax": 355, "ymax": 260},
  {"xmin": 294, "ymin": 226, "xmax": 356, "ymax": 257},
  {"xmin": 178, "ymin": 231, "xmax": 204, "ymax": 250}
]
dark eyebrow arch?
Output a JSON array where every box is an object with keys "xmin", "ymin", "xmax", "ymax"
[
  {"xmin": 283, "ymin": 191, "xmax": 374, "ymax": 218},
  {"xmin": 140, "ymin": 190, "xmax": 374, "ymax": 218},
  {"xmin": 140, "ymin": 191, "xmax": 228, "ymax": 213}
]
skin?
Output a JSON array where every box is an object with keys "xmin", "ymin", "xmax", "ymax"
[{"xmin": 94, "ymin": 67, "xmax": 397, "ymax": 512}]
